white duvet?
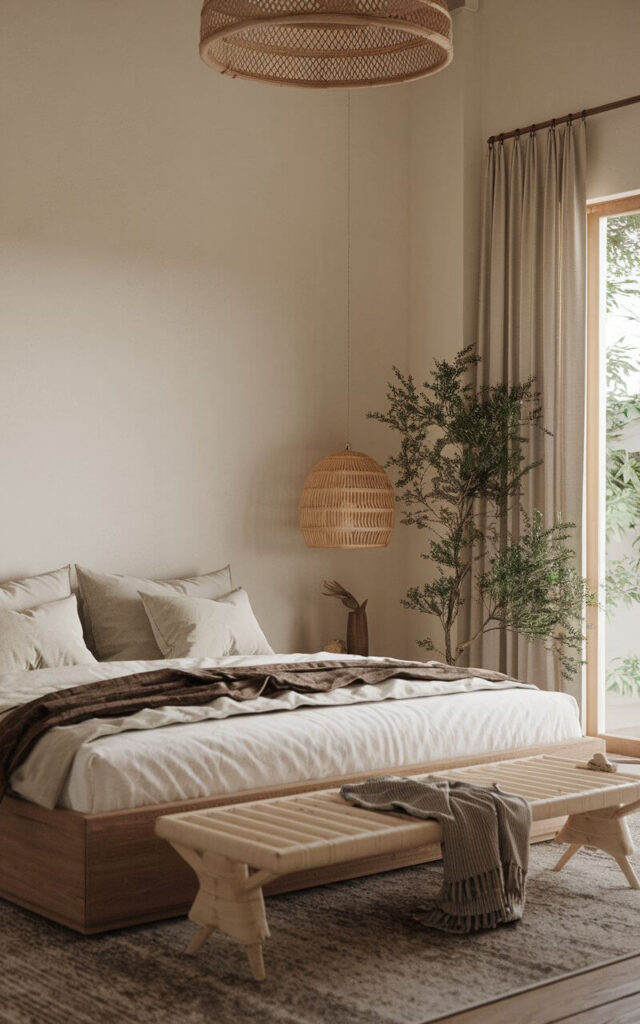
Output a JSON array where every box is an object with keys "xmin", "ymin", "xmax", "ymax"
[{"xmin": 0, "ymin": 653, "xmax": 582, "ymax": 814}]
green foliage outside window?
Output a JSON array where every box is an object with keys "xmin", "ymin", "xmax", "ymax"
[{"xmin": 604, "ymin": 213, "xmax": 640, "ymax": 696}]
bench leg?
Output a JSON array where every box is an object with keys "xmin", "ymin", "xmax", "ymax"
[
  {"xmin": 185, "ymin": 925, "xmax": 215, "ymax": 955},
  {"xmin": 553, "ymin": 843, "xmax": 581, "ymax": 872},
  {"xmin": 553, "ymin": 808, "xmax": 640, "ymax": 889},
  {"xmin": 246, "ymin": 943, "xmax": 266, "ymax": 982},
  {"xmin": 615, "ymin": 854, "xmax": 640, "ymax": 890},
  {"xmin": 174, "ymin": 848, "xmax": 271, "ymax": 980}
]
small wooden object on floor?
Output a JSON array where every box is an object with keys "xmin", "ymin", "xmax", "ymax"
[{"xmin": 156, "ymin": 756, "xmax": 640, "ymax": 981}]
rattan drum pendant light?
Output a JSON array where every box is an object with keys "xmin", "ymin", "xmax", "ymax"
[
  {"xmin": 299, "ymin": 449, "xmax": 394, "ymax": 547},
  {"xmin": 199, "ymin": 0, "xmax": 452, "ymax": 89},
  {"xmin": 299, "ymin": 95, "xmax": 394, "ymax": 549}
]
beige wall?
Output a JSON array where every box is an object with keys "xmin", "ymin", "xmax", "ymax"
[
  {"xmin": 0, "ymin": 1, "xmax": 411, "ymax": 656},
  {"xmin": 3, "ymin": 0, "xmax": 639, "ymax": 663},
  {"xmin": 480, "ymin": 0, "xmax": 640, "ymax": 201}
]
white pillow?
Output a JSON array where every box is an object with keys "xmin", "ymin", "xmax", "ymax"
[
  {"xmin": 0, "ymin": 566, "xmax": 71, "ymax": 612},
  {"xmin": 75, "ymin": 565, "xmax": 233, "ymax": 661},
  {"xmin": 0, "ymin": 595, "xmax": 97, "ymax": 673},
  {"xmin": 140, "ymin": 589, "xmax": 274, "ymax": 659}
]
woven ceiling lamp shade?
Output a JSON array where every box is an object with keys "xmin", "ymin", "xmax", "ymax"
[
  {"xmin": 199, "ymin": 0, "xmax": 452, "ymax": 89},
  {"xmin": 299, "ymin": 449, "xmax": 394, "ymax": 548}
]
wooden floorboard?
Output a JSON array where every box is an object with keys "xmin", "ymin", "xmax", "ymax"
[
  {"xmin": 560, "ymin": 992, "xmax": 640, "ymax": 1024},
  {"xmin": 429, "ymin": 953, "xmax": 640, "ymax": 1024}
]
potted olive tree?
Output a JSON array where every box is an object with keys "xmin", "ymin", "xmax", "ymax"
[{"xmin": 370, "ymin": 346, "xmax": 592, "ymax": 679}]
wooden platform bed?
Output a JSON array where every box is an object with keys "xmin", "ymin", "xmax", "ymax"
[{"xmin": 0, "ymin": 736, "xmax": 603, "ymax": 934}]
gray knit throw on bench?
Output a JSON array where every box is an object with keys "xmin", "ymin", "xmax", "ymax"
[{"xmin": 340, "ymin": 776, "xmax": 532, "ymax": 934}]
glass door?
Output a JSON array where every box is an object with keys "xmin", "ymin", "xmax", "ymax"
[{"xmin": 586, "ymin": 194, "xmax": 640, "ymax": 752}]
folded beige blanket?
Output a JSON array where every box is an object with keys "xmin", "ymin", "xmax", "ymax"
[{"xmin": 341, "ymin": 775, "xmax": 531, "ymax": 933}]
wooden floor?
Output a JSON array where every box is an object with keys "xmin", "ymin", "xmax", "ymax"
[{"xmin": 430, "ymin": 953, "xmax": 640, "ymax": 1024}]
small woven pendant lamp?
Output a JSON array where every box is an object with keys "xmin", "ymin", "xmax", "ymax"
[
  {"xmin": 299, "ymin": 448, "xmax": 394, "ymax": 547},
  {"xmin": 299, "ymin": 94, "xmax": 394, "ymax": 548},
  {"xmin": 199, "ymin": 0, "xmax": 452, "ymax": 89}
]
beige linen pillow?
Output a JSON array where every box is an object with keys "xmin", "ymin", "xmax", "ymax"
[
  {"xmin": 0, "ymin": 566, "xmax": 71, "ymax": 612},
  {"xmin": 75, "ymin": 565, "xmax": 233, "ymax": 661},
  {"xmin": 0, "ymin": 595, "xmax": 97, "ymax": 673},
  {"xmin": 140, "ymin": 589, "xmax": 274, "ymax": 659}
]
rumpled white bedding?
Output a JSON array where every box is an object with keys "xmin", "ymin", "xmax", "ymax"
[{"xmin": 1, "ymin": 653, "xmax": 582, "ymax": 814}]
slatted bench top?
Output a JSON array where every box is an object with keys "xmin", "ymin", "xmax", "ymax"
[{"xmin": 156, "ymin": 755, "xmax": 640, "ymax": 876}]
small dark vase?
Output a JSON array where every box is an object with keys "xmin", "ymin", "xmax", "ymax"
[
  {"xmin": 347, "ymin": 608, "xmax": 369, "ymax": 657},
  {"xmin": 322, "ymin": 580, "xmax": 370, "ymax": 657}
]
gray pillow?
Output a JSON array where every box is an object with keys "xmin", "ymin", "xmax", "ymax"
[
  {"xmin": 75, "ymin": 565, "xmax": 233, "ymax": 661},
  {"xmin": 140, "ymin": 589, "xmax": 274, "ymax": 659}
]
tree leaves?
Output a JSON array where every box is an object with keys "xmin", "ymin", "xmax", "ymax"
[
  {"xmin": 370, "ymin": 346, "xmax": 589, "ymax": 676},
  {"xmin": 478, "ymin": 511, "xmax": 592, "ymax": 678},
  {"xmin": 607, "ymin": 655, "xmax": 640, "ymax": 696},
  {"xmin": 605, "ymin": 213, "xmax": 640, "ymax": 313},
  {"xmin": 604, "ymin": 223, "xmax": 640, "ymax": 697}
]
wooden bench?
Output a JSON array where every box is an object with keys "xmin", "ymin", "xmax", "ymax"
[{"xmin": 155, "ymin": 756, "xmax": 640, "ymax": 980}]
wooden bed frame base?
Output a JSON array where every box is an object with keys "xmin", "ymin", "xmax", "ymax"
[{"xmin": 0, "ymin": 736, "xmax": 604, "ymax": 934}]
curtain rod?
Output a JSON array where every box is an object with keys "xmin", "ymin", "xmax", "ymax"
[{"xmin": 487, "ymin": 92, "xmax": 640, "ymax": 145}]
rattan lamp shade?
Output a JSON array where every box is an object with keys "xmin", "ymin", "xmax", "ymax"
[
  {"xmin": 200, "ymin": 0, "xmax": 452, "ymax": 89},
  {"xmin": 299, "ymin": 449, "xmax": 394, "ymax": 548}
]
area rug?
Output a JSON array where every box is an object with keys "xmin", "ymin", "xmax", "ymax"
[{"xmin": 2, "ymin": 825, "xmax": 639, "ymax": 1024}]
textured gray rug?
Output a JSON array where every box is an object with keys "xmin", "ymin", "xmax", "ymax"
[{"xmin": 2, "ymin": 827, "xmax": 639, "ymax": 1024}]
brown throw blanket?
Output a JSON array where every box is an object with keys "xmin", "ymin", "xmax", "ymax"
[
  {"xmin": 341, "ymin": 775, "xmax": 531, "ymax": 933},
  {"xmin": 0, "ymin": 659, "xmax": 515, "ymax": 802}
]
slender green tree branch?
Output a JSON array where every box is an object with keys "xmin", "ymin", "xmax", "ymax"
[{"xmin": 369, "ymin": 346, "xmax": 593, "ymax": 679}]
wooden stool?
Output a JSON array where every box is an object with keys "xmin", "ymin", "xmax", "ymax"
[{"xmin": 156, "ymin": 756, "xmax": 640, "ymax": 980}]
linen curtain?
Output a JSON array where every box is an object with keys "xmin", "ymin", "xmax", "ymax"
[{"xmin": 463, "ymin": 120, "xmax": 587, "ymax": 701}]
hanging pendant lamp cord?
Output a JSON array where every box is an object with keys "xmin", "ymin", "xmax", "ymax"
[{"xmin": 345, "ymin": 89, "xmax": 351, "ymax": 452}]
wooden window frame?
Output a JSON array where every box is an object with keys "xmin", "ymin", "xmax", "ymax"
[{"xmin": 586, "ymin": 193, "xmax": 640, "ymax": 755}]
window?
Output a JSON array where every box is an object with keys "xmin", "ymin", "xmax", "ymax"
[{"xmin": 586, "ymin": 194, "xmax": 640, "ymax": 753}]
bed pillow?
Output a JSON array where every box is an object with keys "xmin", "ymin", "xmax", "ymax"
[
  {"xmin": 140, "ymin": 589, "xmax": 274, "ymax": 659},
  {"xmin": 0, "ymin": 595, "xmax": 97, "ymax": 673},
  {"xmin": 75, "ymin": 565, "xmax": 233, "ymax": 661},
  {"xmin": 0, "ymin": 566, "xmax": 71, "ymax": 613}
]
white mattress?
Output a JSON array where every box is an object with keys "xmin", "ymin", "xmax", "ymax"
[{"xmin": 59, "ymin": 683, "xmax": 581, "ymax": 814}]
